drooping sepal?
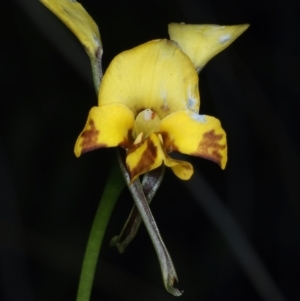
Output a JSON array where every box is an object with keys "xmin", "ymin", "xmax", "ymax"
[
  {"xmin": 110, "ymin": 165, "xmax": 165, "ymax": 253},
  {"xmin": 117, "ymin": 151, "xmax": 182, "ymax": 296}
]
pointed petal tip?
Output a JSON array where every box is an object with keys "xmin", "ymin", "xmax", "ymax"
[
  {"xmin": 168, "ymin": 22, "xmax": 250, "ymax": 70},
  {"xmin": 232, "ymin": 23, "xmax": 250, "ymax": 37},
  {"xmin": 167, "ymin": 286, "xmax": 183, "ymax": 297},
  {"xmin": 74, "ymin": 141, "xmax": 98, "ymax": 157},
  {"xmin": 220, "ymin": 157, "xmax": 228, "ymax": 170},
  {"xmin": 240, "ymin": 23, "xmax": 250, "ymax": 31},
  {"xmin": 74, "ymin": 147, "xmax": 81, "ymax": 158},
  {"xmin": 165, "ymin": 274, "xmax": 183, "ymax": 296}
]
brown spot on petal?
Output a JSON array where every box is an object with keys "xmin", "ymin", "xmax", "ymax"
[
  {"xmin": 127, "ymin": 139, "xmax": 158, "ymax": 180},
  {"xmin": 161, "ymin": 104, "xmax": 170, "ymax": 112},
  {"xmin": 194, "ymin": 130, "xmax": 226, "ymax": 166},
  {"xmin": 118, "ymin": 129, "xmax": 132, "ymax": 149},
  {"xmin": 160, "ymin": 131, "xmax": 178, "ymax": 153},
  {"xmin": 80, "ymin": 119, "xmax": 106, "ymax": 154}
]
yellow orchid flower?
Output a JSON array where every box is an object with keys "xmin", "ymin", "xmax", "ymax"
[
  {"xmin": 74, "ymin": 23, "xmax": 248, "ymax": 182},
  {"xmin": 39, "ymin": 0, "xmax": 249, "ymax": 296}
]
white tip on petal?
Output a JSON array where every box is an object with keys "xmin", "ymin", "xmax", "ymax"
[{"xmin": 190, "ymin": 112, "xmax": 207, "ymax": 123}]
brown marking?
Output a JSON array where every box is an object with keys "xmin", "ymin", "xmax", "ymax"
[
  {"xmin": 151, "ymin": 111, "xmax": 156, "ymax": 120},
  {"xmin": 127, "ymin": 139, "xmax": 158, "ymax": 180},
  {"xmin": 193, "ymin": 130, "xmax": 226, "ymax": 166},
  {"xmin": 95, "ymin": 46, "xmax": 103, "ymax": 59},
  {"xmin": 118, "ymin": 129, "xmax": 132, "ymax": 149},
  {"xmin": 80, "ymin": 119, "xmax": 106, "ymax": 154},
  {"xmin": 160, "ymin": 104, "xmax": 170, "ymax": 112},
  {"xmin": 160, "ymin": 131, "xmax": 179, "ymax": 153}
]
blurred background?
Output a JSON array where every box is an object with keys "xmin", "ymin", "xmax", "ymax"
[{"xmin": 1, "ymin": 0, "xmax": 300, "ymax": 300}]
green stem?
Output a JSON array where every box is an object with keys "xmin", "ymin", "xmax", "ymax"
[{"xmin": 76, "ymin": 158, "xmax": 125, "ymax": 301}]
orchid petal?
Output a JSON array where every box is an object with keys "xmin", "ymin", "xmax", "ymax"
[
  {"xmin": 74, "ymin": 104, "xmax": 134, "ymax": 157},
  {"xmin": 126, "ymin": 133, "xmax": 194, "ymax": 181},
  {"xmin": 40, "ymin": 0, "xmax": 102, "ymax": 56},
  {"xmin": 126, "ymin": 133, "xmax": 165, "ymax": 182},
  {"xmin": 168, "ymin": 23, "xmax": 249, "ymax": 72},
  {"xmin": 164, "ymin": 154, "xmax": 194, "ymax": 180},
  {"xmin": 160, "ymin": 110, "xmax": 227, "ymax": 169},
  {"xmin": 99, "ymin": 39, "xmax": 200, "ymax": 117}
]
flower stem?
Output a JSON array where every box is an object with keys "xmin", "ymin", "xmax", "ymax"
[
  {"xmin": 90, "ymin": 46, "xmax": 103, "ymax": 95},
  {"xmin": 76, "ymin": 157, "xmax": 125, "ymax": 301}
]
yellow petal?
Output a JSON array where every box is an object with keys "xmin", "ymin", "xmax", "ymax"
[
  {"xmin": 164, "ymin": 154, "xmax": 194, "ymax": 180},
  {"xmin": 126, "ymin": 133, "xmax": 165, "ymax": 182},
  {"xmin": 160, "ymin": 110, "xmax": 227, "ymax": 169},
  {"xmin": 74, "ymin": 104, "xmax": 134, "ymax": 157},
  {"xmin": 99, "ymin": 39, "xmax": 200, "ymax": 117},
  {"xmin": 126, "ymin": 133, "xmax": 194, "ymax": 181},
  {"xmin": 40, "ymin": 0, "xmax": 102, "ymax": 57},
  {"xmin": 168, "ymin": 23, "xmax": 249, "ymax": 71}
]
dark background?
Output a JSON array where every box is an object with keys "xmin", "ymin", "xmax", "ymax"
[{"xmin": 1, "ymin": 0, "xmax": 300, "ymax": 300}]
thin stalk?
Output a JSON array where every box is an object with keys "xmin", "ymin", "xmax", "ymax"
[
  {"xmin": 90, "ymin": 45, "xmax": 103, "ymax": 95},
  {"xmin": 76, "ymin": 158, "xmax": 125, "ymax": 301}
]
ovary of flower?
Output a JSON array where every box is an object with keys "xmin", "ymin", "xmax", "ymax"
[{"xmin": 74, "ymin": 23, "xmax": 249, "ymax": 181}]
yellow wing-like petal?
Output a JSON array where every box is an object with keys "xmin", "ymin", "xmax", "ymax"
[
  {"xmin": 164, "ymin": 154, "xmax": 194, "ymax": 180},
  {"xmin": 74, "ymin": 104, "xmax": 134, "ymax": 157},
  {"xmin": 168, "ymin": 23, "xmax": 249, "ymax": 71},
  {"xmin": 99, "ymin": 39, "xmax": 200, "ymax": 117},
  {"xmin": 40, "ymin": 0, "xmax": 102, "ymax": 56},
  {"xmin": 160, "ymin": 110, "xmax": 227, "ymax": 169}
]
